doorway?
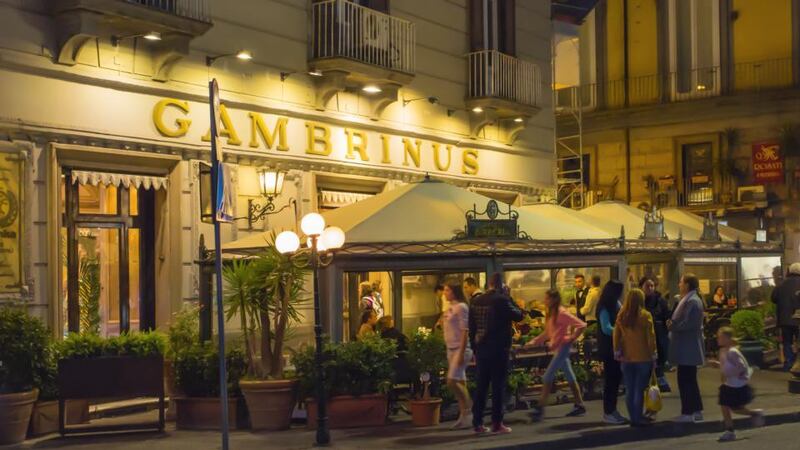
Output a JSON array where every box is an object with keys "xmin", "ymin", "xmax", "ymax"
[{"xmin": 61, "ymin": 169, "xmax": 156, "ymax": 336}]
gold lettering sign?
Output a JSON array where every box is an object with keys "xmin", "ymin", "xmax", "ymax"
[
  {"xmin": 202, "ymin": 104, "xmax": 242, "ymax": 146},
  {"xmin": 153, "ymin": 99, "xmax": 191, "ymax": 138},
  {"xmin": 0, "ymin": 152, "xmax": 21, "ymax": 292},
  {"xmin": 249, "ymin": 113, "xmax": 289, "ymax": 151},
  {"xmin": 305, "ymin": 122, "xmax": 332, "ymax": 156}
]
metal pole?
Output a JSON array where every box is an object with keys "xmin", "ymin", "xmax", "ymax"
[
  {"xmin": 209, "ymin": 79, "xmax": 230, "ymax": 450},
  {"xmin": 311, "ymin": 235, "xmax": 330, "ymax": 446}
]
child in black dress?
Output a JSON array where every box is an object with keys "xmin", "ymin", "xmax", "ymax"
[{"xmin": 716, "ymin": 327, "xmax": 764, "ymax": 442}]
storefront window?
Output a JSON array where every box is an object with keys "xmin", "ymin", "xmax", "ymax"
[
  {"xmin": 741, "ymin": 256, "xmax": 782, "ymax": 306},
  {"xmin": 628, "ymin": 262, "xmax": 675, "ymax": 297},
  {"xmin": 342, "ymin": 271, "xmax": 395, "ymax": 342},
  {"xmin": 684, "ymin": 258, "xmax": 738, "ymax": 307},
  {"xmin": 79, "ymin": 184, "xmax": 118, "ymax": 214},
  {"xmin": 505, "ymin": 269, "xmax": 550, "ymax": 311},
  {"xmin": 555, "ymin": 266, "xmax": 612, "ymax": 308},
  {"xmin": 399, "ymin": 272, "xmax": 483, "ymax": 337}
]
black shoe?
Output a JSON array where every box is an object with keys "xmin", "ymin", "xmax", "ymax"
[{"xmin": 565, "ymin": 404, "xmax": 586, "ymax": 417}]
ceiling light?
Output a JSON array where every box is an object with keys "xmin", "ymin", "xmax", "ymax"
[
  {"xmin": 514, "ymin": 117, "xmax": 524, "ymax": 123},
  {"xmin": 696, "ymin": 84, "xmax": 707, "ymax": 91},
  {"xmin": 143, "ymin": 31, "xmax": 162, "ymax": 41},
  {"xmin": 308, "ymin": 69, "xmax": 323, "ymax": 77},
  {"xmin": 236, "ymin": 50, "xmax": 253, "ymax": 61},
  {"xmin": 472, "ymin": 107, "xmax": 484, "ymax": 113},
  {"xmin": 362, "ymin": 85, "xmax": 382, "ymax": 94}
]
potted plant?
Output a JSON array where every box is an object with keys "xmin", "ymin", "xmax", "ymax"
[
  {"xmin": 165, "ymin": 304, "xmax": 199, "ymax": 421},
  {"xmin": 0, "ymin": 308, "xmax": 50, "ymax": 444},
  {"xmin": 173, "ymin": 341, "xmax": 246, "ymax": 430},
  {"xmin": 293, "ymin": 335, "xmax": 396, "ymax": 429},
  {"xmin": 405, "ymin": 327, "xmax": 447, "ymax": 426},
  {"xmin": 731, "ymin": 309, "xmax": 766, "ymax": 368},
  {"xmin": 223, "ymin": 237, "xmax": 309, "ymax": 431}
]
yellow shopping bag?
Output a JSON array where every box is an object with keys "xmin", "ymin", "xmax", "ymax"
[{"xmin": 644, "ymin": 370, "xmax": 662, "ymax": 413}]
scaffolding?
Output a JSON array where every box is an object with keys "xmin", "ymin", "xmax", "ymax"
[{"xmin": 553, "ymin": 33, "xmax": 585, "ymax": 209}]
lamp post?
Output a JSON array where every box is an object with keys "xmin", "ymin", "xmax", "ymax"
[{"xmin": 276, "ymin": 214, "xmax": 345, "ymax": 446}]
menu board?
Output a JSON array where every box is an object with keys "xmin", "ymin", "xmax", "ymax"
[{"xmin": 0, "ymin": 152, "xmax": 21, "ymax": 292}]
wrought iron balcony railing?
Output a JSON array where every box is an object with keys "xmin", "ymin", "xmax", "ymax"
[
  {"xmin": 310, "ymin": 0, "xmax": 415, "ymax": 75},
  {"xmin": 467, "ymin": 50, "xmax": 542, "ymax": 108},
  {"xmin": 124, "ymin": 0, "xmax": 210, "ymax": 22}
]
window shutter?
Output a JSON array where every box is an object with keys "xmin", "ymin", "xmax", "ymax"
[
  {"xmin": 499, "ymin": 0, "xmax": 516, "ymax": 55},
  {"xmin": 469, "ymin": 0, "xmax": 485, "ymax": 51}
]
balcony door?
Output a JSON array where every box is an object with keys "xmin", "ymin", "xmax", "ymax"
[
  {"xmin": 62, "ymin": 169, "xmax": 157, "ymax": 336},
  {"xmin": 668, "ymin": 0, "xmax": 720, "ymax": 99}
]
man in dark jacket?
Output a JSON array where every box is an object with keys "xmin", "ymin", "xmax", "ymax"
[
  {"xmin": 771, "ymin": 263, "xmax": 800, "ymax": 371},
  {"xmin": 573, "ymin": 274, "xmax": 589, "ymax": 321},
  {"xmin": 469, "ymin": 272, "xmax": 524, "ymax": 434}
]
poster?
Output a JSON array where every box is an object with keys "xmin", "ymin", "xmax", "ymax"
[
  {"xmin": 0, "ymin": 152, "xmax": 21, "ymax": 292},
  {"xmin": 752, "ymin": 141, "xmax": 783, "ymax": 184}
]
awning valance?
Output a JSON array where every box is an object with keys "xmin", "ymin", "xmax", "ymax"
[
  {"xmin": 71, "ymin": 170, "xmax": 168, "ymax": 190},
  {"xmin": 319, "ymin": 189, "xmax": 373, "ymax": 208}
]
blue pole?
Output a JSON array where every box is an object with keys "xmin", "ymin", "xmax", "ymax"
[{"xmin": 209, "ymin": 79, "xmax": 230, "ymax": 450}]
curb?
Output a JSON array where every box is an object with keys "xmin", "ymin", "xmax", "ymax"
[{"xmin": 490, "ymin": 409, "xmax": 800, "ymax": 450}]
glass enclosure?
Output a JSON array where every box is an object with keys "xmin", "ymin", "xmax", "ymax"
[
  {"xmin": 628, "ymin": 261, "xmax": 675, "ymax": 297},
  {"xmin": 399, "ymin": 272, "xmax": 483, "ymax": 337},
  {"xmin": 740, "ymin": 255, "xmax": 782, "ymax": 306},
  {"xmin": 684, "ymin": 257, "xmax": 738, "ymax": 307},
  {"xmin": 342, "ymin": 271, "xmax": 395, "ymax": 342},
  {"xmin": 505, "ymin": 266, "xmax": 614, "ymax": 315}
]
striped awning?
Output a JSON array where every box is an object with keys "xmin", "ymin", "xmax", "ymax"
[
  {"xmin": 71, "ymin": 170, "xmax": 168, "ymax": 190},
  {"xmin": 319, "ymin": 189, "xmax": 373, "ymax": 208}
]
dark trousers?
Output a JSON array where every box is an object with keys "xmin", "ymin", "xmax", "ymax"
[
  {"xmin": 677, "ymin": 365, "xmax": 703, "ymax": 415},
  {"xmin": 781, "ymin": 326, "xmax": 798, "ymax": 368},
  {"xmin": 472, "ymin": 347, "xmax": 510, "ymax": 427},
  {"xmin": 602, "ymin": 356, "xmax": 622, "ymax": 415}
]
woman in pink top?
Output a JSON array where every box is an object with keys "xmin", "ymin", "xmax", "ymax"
[
  {"xmin": 526, "ymin": 289, "xmax": 587, "ymax": 420},
  {"xmin": 442, "ymin": 283, "xmax": 473, "ymax": 429}
]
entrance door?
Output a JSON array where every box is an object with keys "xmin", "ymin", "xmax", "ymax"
[{"xmin": 62, "ymin": 170, "xmax": 156, "ymax": 335}]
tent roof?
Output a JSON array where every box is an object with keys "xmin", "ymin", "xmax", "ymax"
[
  {"xmin": 661, "ymin": 208, "xmax": 754, "ymax": 243},
  {"xmin": 520, "ymin": 203, "xmax": 619, "ymax": 239},
  {"xmin": 222, "ymin": 180, "xmax": 612, "ymax": 252}
]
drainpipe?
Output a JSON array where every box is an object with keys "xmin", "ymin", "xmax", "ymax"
[{"xmin": 623, "ymin": 0, "xmax": 632, "ymax": 203}]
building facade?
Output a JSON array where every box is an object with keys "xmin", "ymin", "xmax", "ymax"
[
  {"xmin": 0, "ymin": 0, "xmax": 555, "ymax": 341},
  {"xmin": 555, "ymin": 0, "xmax": 800, "ymax": 261}
]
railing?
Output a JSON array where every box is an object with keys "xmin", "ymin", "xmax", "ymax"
[
  {"xmin": 467, "ymin": 50, "xmax": 542, "ymax": 108},
  {"xmin": 555, "ymin": 57, "xmax": 795, "ymax": 112},
  {"xmin": 124, "ymin": 0, "xmax": 211, "ymax": 22},
  {"xmin": 310, "ymin": 0, "xmax": 415, "ymax": 75}
]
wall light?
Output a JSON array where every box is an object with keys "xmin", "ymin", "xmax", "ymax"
[
  {"xmin": 402, "ymin": 96, "xmax": 439, "ymax": 107},
  {"xmin": 206, "ymin": 50, "xmax": 253, "ymax": 66},
  {"xmin": 280, "ymin": 71, "xmax": 294, "ymax": 82},
  {"xmin": 143, "ymin": 31, "xmax": 162, "ymax": 41},
  {"xmin": 111, "ymin": 31, "xmax": 162, "ymax": 46},
  {"xmin": 308, "ymin": 69, "xmax": 324, "ymax": 77},
  {"xmin": 514, "ymin": 117, "xmax": 524, "ymax": 123},
  {"xmin": 362, "ymin": 85, "xmax": 382, "ymax": 94},
  {"xmin": 236, "ymin": 50, "xmax": 253, "ymax": 61},
  {"xmin": 471, "ymin": 106, "xmax": 484, "ymax": 113}
]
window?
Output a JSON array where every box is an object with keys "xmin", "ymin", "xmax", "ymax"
[
  {"xmin": 684, "ymin": 261, "xmax": 738, "ymax": 307},
  {"xmin": 740, "ymin": 256, "xmax": 782, "ymax": 307},
  {"xmin": 315, "ymin": 174, "xmax": 384, "ymax": 210},
  {"xmin": 353, "ymin": 0, "xmax": 389, "ymax": 13},
  {"xmin": 469, "ymin": 0, "xmax": 516, "ymax": 55},
  {"xmin": 682, "ymin": 142, "xmax": 714, "ymax": 205},
  {"xmin": 668, "ymin": 0, "xmax": 720, "ymax": 98}
]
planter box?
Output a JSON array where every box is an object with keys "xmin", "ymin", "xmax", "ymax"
[
  {"xmin": 27, "ymin": 400, "xmax": 89, "ymax": 437},
  {"xmin": 174, "ymin": 397, "xmax": 239, "ymax": 430},
  {"xmin": 58, "ymin": 355, "xmax": 165, "ymax": 435},
  {"xmin": 306, "ymin": 394, "xmax": 387, "ymax": 429}
]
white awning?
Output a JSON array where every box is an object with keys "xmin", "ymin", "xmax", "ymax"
[
  {"xmin": 319, "ymin": 189, "xmax": 373, "ymax": 209},
  {"xmin": 71, "ymin": 170, "xmax": 168, "ymax": 190}
]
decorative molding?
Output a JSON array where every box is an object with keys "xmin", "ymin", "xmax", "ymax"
[{"xmin": 313, "ymin": 71, "xmax": 348, "ymax": 110}]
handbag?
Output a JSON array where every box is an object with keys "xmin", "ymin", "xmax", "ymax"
[{"xmin": 644, "ymin": 370, "xmax": 663, "ymax": 413}]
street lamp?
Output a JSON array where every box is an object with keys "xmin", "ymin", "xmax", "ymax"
[
  {"xmin": 276, "ymin": 214, "xmax": 345, "ymax": 446},
  {"xmin": 242, "ymin": 168, "xmax": 296, "ymax": 229}
]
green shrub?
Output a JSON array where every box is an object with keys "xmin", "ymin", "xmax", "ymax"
[
  {"xmin": 0, "ymin": 308, "xmax": 51, "ymax": 394},
  {"xmin": 406, "ymin": 327, "xmax": 447, "ymax": 399},
  {"xmin": 58, "ymin": 331, "xmax": 166, "ymax": 359},
  {"xmin": 166, "ymin": 304, "xmax": 199, "ymax": 361},
  {"xmin": 292, "ymin": 335, "xmax": 396, "ymax": 400},
  {"xmin": 174, "ymin": 342, "xmax": 246, "ymax": 397},
  {"xmin": 731, "ymin": 310, "xmax": 765, "ymax": 341}
]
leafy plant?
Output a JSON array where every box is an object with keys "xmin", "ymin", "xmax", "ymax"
[
  {"xmin": 731, "ymin": 310, "xmax": 765, "ymax": 341},
  {"xmin": 78, "ymin": 255, "xmax": 101, "ymax": 335},
  {"xmin": 58, "ymin": 331, "xmax": 166, "ymax": 359},
  {"xmin": 222, "ymin": 235, "xmax": 309, "ymax": 380},
  {"xmin": 292, "ymin": 335, "xmax": 396, "ymax": 400},
  {"xmin": 406, "ymin": 327, "xmax": 447, "ymax": 399},
  {"xmin": 167, "ymin": 303, "xmax": 199, "ymax": 361},
  {"xmin": 507, "ymin": 369, "xmax": 533, "ymax": 396},
  {"xmin": 0, "ymin": 307, "xmax": 51, "ymax": 394},
  {"xmin": 174, "ymin": 342, "xmax": 246, "ymax": 397}
]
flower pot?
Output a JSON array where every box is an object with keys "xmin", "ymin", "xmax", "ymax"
[
  {"xmin": 174, "ymin": 397, "xmax": 238, "ymax": 430},
  {"xmin": 240, "ymin": 379, "xmax": 297, "ymax": 431},
  {"xmin": 306, "ymin": 394, "xmax": 387, "ymax": 429},
  {"xmin": 0, "ymin": 389, "xmax": 38, "ymax": 445},
  {"xmin": 739, "ymin": 339, "xmax": 765, "ymax": 369},
  {"xmin": 28, "ymin": 400, "xmax": 58, "ymax": 437},
  {"xmin": 409, "ymin": 398, "xmax": 442, "ymax": 427}
]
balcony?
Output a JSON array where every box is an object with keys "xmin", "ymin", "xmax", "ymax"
[
  {"xmin": 465, "ymin": 50, "xmax": 543, "ymax": 141},
  {"xmin": 51, "ymin": 0, "xmax": 213, "ymax": 79},
  {"xmin": 555, "ymin": 57, "xmax": 797, "ymax": 113},
  {"xmin": 309, "ymin": 0, "xmax": 415, "ymax": 113}
]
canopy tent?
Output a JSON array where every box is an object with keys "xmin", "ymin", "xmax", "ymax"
[
  {"xmin": 580, "ymin": 201, "xmax": 707, "ymax": 241},
  {"xmin": 520, "ymin": 203, "xmax": 621, "ymax": 239},
  {"xmin": 222, "ymin": 180, "xmax": 614, "ymax": 253},
  {"xmin": 661, "ymin": 208, "xmax": 754, "ymax": 243}
]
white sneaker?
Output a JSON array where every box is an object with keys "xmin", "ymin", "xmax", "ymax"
[
  {"xmin": 460, "ymin": 413, "xmax": 473, "ymax": 429},
  {"xmin": 603, "ymin": 413, "xmax": 627, "ymax": 425},
  {"xmin": 693, "ymin": 411, "xmax": 704, "ymax": 423},
  {"xmin": 752, "ymin": 410, "xmax": 765, "ymax": 428},
  {"xmin": 672, "ymin": 414, "xmax": 694, "ymax": 423},
  {"xmin": 450, "ymin": 416, "xmax": 466, "ymax": 430},
  {"xmin": 718, "ymin": 430, "xmax": 736, "ymax": 442}
]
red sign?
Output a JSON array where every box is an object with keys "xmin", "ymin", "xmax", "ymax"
[{"xmin": 752, "ymin": 141, "xmax": 784, "ymax": 184}]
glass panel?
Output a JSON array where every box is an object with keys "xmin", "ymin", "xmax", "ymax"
[
  {"xmin": 684, "ymin": 263, "xmax": 738, "ymax": 308},
  {"xmin": 400, "ymin": 272, "xmax": 483, "ymax": 337},
  {"xmin": 60, "ymin": 227, "xmax": 68, "ymax": 336},
  {"xmin": 741, "ymin": 256, "xmax": 782, "ymax": 307},
  {"xmin": 78, "ymin": 228, "xmax": 121, "ymax": 336},
  {"xmin": 505, "ymin": 269, "xmax": 551, "ymax": 312},
  {"xmin": 78, "ymin": 184, "xmax": 118, "ymax": 215},
  {"xmin": 342, "ymin": 271, "xmax": 395, "ymax": 342},
  {"xmin": 683, "ymin": 143, "xmax": 714, "ymax": 205},
  {"xmin": 554, "ymin": 267, "xmax": 612, "ymax": 315},
  {"xmin": 128, "ymin": 228, "xmax": 141, "ymax": 330},
  {"xmin": 675, "ymin": 0, "xmax": 693, "ymax": 92},
  {"xmin": 130, "ymin": 187, "xmax": 139, "ymax": 216},
  {"xmin": 628, "ymin": 262, "xmax": 676, "ymax": 299}
]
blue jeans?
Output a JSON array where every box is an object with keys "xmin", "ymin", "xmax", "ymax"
[
  {"xmin": 621, "ymin": 362, "xmax": 652, "ymax": 425},
  {"xmin": 543, "ymin": 344, "xmax": 576, "ymax": 385}
]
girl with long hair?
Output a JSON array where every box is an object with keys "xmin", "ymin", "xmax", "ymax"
[
  {"xmin": 527, "ymin": 289, "xmax": 587, "ymax": 420},
  {"xmin": 596, "ymin": 280, "xmax": 627, "ymax": 425},
  {"xmin": 442, "ymin": 283, "xmax": 473, "ymax": 429}
]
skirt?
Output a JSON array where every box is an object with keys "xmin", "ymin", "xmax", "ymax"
[
  {"xmin": 446, "ymin": 347, "xmax": 473, "ymax": 381},
  {"xmin": 718, "ymin": 384, "xmax": 754, "ymax": 408}
]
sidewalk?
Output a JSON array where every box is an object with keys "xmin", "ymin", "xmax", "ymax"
[{"xmin": 13, "ymin": 367, "xmax": 800, "ymax": 450}]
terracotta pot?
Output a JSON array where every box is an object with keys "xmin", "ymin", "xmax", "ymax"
[
  {"xmin": 306, "ymin": 394, "xmax": 387, "ymax": 429},
  {"xmin": 28, "ymin": 400, "xmax": 58, "ymax": 437},
  {"xmin": 164, "ymin": 360, "xmax": 179, "ymax": 421},
  {"xmin": 0, "ymin": 389, "xmax": 38, "ymax": 445},
  {"xmin": 409, "ymin": 398, "xmax": 442, "ymax": 427},
  {"xmin": 240, "ymin": 379, "xmax": 297, "ymax": 431},
  {"xmin": 174, "ymin": 397, "xmax": 238, "ymax": 430},
  {"xmin": 65, "ymin": 399, "xmax": 90, "ymax": 425}
]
